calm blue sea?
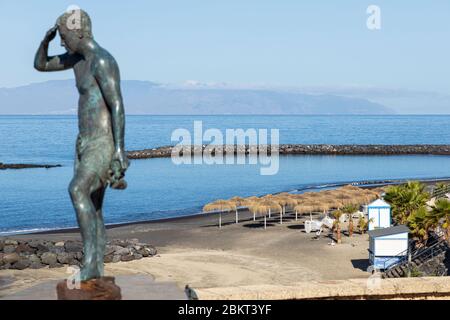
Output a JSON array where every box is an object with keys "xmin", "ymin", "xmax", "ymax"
[{"xmin": 1, "ymin": 115, "xmax": 450, "ymax": 235}]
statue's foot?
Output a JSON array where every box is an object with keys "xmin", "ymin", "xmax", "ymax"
[
  {"xmin": 95, "ymin": 256, "xmax": 105, "ymax": 278},
  {"xmin": 80, "ymin": 264, "xmax": 101, "ymax": 281},
  {"xmin": 57, "ymin": 276, "xmax": 122, "ymax": 300},
  {"xmin": 81, "ymin": 242, "xmax": 104, "ymax": 281}
]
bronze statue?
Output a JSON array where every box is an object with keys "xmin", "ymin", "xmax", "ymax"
[{"xmin": 34, "ymin": 9, "xmax": 128, "ymax": 281}]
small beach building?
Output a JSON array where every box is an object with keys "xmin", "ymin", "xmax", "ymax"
[
  {"xmin": 368, "ymin": 225, "xmax": 410, "ymax": 270},
  {"xmin": 366, "ymin": 199, "xmax": 391, "ymax": 230}
]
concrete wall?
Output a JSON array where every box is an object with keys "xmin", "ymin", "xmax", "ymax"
[{"xmin": 194, "ymin": 277, "xmax": 450, "ymax": 300}]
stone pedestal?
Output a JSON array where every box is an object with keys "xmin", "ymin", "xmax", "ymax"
[
  {"xmin": 56, "ymin": 276, "xmax": 121, "ymax": 300},
  {"xmin": 2, "ymin": 275, "xmax": 186, "ymax": 300}
]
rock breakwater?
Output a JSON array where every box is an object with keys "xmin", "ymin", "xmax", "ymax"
[
  {"xmin": 0, "ymin": 239, "xmax": 157, "ymax": 270},
  {"xmin": 0, "ymin": 163, "xmax": 62, "ymax": 170},
  {"xmin": 127, "ymin": 144, "xmax": 450, "ymax": 159}
]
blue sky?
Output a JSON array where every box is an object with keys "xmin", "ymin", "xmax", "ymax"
[{"xmin": 0, "ymin": 1, "xmax": 449, "ymax": 93}]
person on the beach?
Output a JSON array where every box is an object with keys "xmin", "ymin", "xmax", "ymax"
[{"xmin": 34, "ymin": 8, "xmax": 128, "ymax": 280}]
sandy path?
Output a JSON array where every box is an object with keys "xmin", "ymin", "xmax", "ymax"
[
  {"xmin": 0, "ymin": 247, "xmax": 320, "ymax": 297},
  {"xmin": 110, "ymin": 248, "xmax": 321, "ymax": 288}
]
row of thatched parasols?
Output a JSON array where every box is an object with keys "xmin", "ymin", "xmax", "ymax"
[{"xmin": 203, "ymin": 185, "xmax": 384, "ymax": 229}]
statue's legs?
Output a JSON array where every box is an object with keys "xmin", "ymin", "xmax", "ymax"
[
  {"xmin": 91, "ymin": 186, "xmax": 107, "ymax": 277},
  {"xmin": 71, "ymin": 134, "xmax": 114, "ymax": 280},
  {"xmin": 69, "ymin": 170, "xmax": 104, "ymax": 281}
]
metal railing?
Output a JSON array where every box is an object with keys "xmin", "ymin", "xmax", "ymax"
[{"xmin": 383, "ymin": 233, "xmax": 448, "ymax": 273}]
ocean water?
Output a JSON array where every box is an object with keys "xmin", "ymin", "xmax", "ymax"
[{"xmin": 1, "ymin": 115, "xmax": 450, "ymax": 234}]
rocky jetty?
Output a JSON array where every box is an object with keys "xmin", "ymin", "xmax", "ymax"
[
  {"xmin": 127, "ymin": 144, "xmax": 450, "ymax": 159},
  {"xmin": 0, "ymin": 163, "xmax": 62, "ymax": 170},
  {"xmin": 0, "ymin": 239, "xmax": 157, "ymax": 270},
  {"xmin": 127, "ymin": 146, "xmax": 173, "ymax": 159},
  {"xmin": 4, "ymin": 145, "xmax": 450, "ymax": 168}
]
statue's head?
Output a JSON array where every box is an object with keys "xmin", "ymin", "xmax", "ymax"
[{"xmin": 56, "ymin": 8, "xmax": 93, "ymax": 54}]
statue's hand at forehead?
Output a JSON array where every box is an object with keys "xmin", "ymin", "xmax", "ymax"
[{"xmin": 43, "ymin": 25, "xmax": 58, "ymax": 44}]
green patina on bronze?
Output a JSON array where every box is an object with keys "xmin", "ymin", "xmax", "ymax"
[{"xmin": 34, "ymin": 9, "xmax": 129, "ymax": 280}]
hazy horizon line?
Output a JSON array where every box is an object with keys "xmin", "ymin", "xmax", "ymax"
[
  {"xmin": 2, "ymin": 78, "xmax": 449, "ymax": 96},
  {"xmin": 4, "ymin": 114, "xmax": 450, "ymax": 117}
]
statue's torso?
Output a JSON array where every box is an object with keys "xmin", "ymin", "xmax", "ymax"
[{"xmin": 73, "ymin": 50, "xmax": 113, "ymax": 140}]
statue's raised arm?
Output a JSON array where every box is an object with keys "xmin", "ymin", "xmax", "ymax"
[{"xmin": 34, "ymin": 25, "xmax": 80, "ymax": 72}]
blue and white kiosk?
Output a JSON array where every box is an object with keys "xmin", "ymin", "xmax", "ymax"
[
  {"xmin": 366, "ymin": 199, "xmax": 391, "ymax": 230},
  {"xmin": 368, "ymin": 225, "xmax": 410, "ymax": 270}
]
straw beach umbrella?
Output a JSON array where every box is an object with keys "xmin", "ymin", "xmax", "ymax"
[
  {"xmin": 239, "ymin": 196, "xmax": 260, "ymax": 206},
  {"xmin": 334, "ymin": 192, "xmax": 358, "ymax": 207},
  {"xmin": 306, "ymin": 200, "xmax": 324, "ymax": 213},
  {"xmin": 304, "ymin": 192, "xmax": 320, "ymax": 199},
  {"xmin": 229, "ymin": 196, "xmax": 245, "ymax": 203},
  {"xmin": 293, "ymin": 204, "xmax": 315, "ymax": 221},
  {"xmin": 238, "ymin": 197, "xmax": 259, "ymax": 221},
  {"xmin": 297, "ymin": 192, "xmax": 320, "ymax": 203},
  {"xmin": 363, "ymin": 189, "xmax": 379, "ymax": 202},
  {"xmin": 228, "ymin": 196, "xmax": 246, "ymax": 223},
  {"xmin": 260, "ymin": 194, "xmax": 281, "ymax": 218},
  {"xmin": 249, "ymin": 200, "xmax": 281, "ymax": 229},
  {"xmin": 275, "ymin": 196, "xmax": 298, "ymax": 212},
  {"xmin": 250, "ymin": 197, "xmax": 276, "ymax": 222},
  {"xmin": 273, "ymin": 196, "xmax": 298, "ymax": 224},
  {"xmin": 223, "ymin": 197, "xmax": 257, "ymax": 224},
  {"xmin": 249, "ymin": 205, "xmax": 266, "ymax": 228},
  {"xmin": 326, "ymin": 199, "xmax": 344, "ymax": 210},
  {"xmin": 341, "ymin": 185, "xmax": 360, "ymax": 192},
  {"xmin": 203, "ymin": 200, "xmax": 237, "ymax": 228},
  {"xmin": 261, "ymin": 194, "xmax": 277, "ymax": 217},
  {"xmin": 202, "ymin": 185, "xmax": 387, "ymax": 230},
  {"xmin": 276, "ymin": 192, "xmax": 291, "ymax": 197}
]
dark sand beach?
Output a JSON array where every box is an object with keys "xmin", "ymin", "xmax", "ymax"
[{"xmin": 0, "ymin": 208, "xmax": 372, "ymax": 297}]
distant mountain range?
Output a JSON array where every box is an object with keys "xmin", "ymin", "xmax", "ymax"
[{"xmin": 0, "ymin": 80, "xmax": 394, "ymax": 115}]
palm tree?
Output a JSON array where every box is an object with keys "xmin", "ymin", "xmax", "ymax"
[
  {"xmin": 430, "ymin": 198, "xmax": 450, "ymax": 243},
  {"xmin": 407, "ymin": 206, "xmax": 436, "ymax": 245},
  {"xmin": 332, "ymin": 210, "xmax": 343, "ymax": 244},
  {"xmin": 342, "ymin": 204, "xmax": 358, "ymax": 237},
  {"xmin": 384, "ymin": 181, "xmax": 429, "ymax": 224},
  {"xmin": 358, "ymin": 216, "xmax": 373, "ymax": 234}
]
